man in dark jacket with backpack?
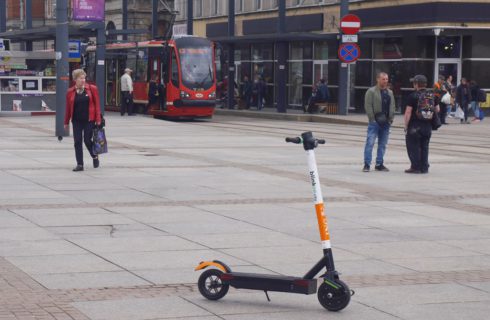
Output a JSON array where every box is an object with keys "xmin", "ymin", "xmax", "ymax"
[{"xmin": 404, "ymin": 74, "xmax": 440, "ymax": 174}]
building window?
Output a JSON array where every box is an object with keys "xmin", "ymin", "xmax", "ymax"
[
  {"xmin": 235, "ymin": 0, "xmax": 244, "ymax": 12},
  {"xmin": 194, "ymin": 0, "xmax": 203, "ymax": 17},
  {"xmin": 212, "ymin": 0, "xmax": 219, "ymax": 15},
  {"xmin": 255, "ymin": 0, "xmax": 262, "ymax": 10},
  {"xmin": 437, "ymin": 36, "xmax": 461, "ymax": 59},
  {"xmin": 373, "ymin": 38, "xmax": 403, "ymax": 59}
]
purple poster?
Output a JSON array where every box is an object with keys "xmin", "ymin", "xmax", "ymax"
[{"xmin": 73, "ymin": 0, "xmax": 105, "ymax": 21}]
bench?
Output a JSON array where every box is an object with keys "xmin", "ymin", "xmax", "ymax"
[{"xmin": 314, "ymin": 103, "xmax": 338, "ymax": 114}]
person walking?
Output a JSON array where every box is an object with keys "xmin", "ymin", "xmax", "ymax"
[
  {"xmin": 362, "ymin": 72, "xmax": 395, "ymax": 172},
  {"xmin": 404, "ymin": 74, "xmax": 439, "ymax": 174},
  {"xmin": 455, "ymin": 77, "xmax": 471, "ymax": 124},
  {"xmin": 120, "ymin": 68, "xmax": 134, "ymax": 116},
  {"xmin": 240, "ymin": 75, "xmax": 253, "ymax": 109},
  {"xmin": 433, "ymin": 75, "xmax": 448, "ymax": 124},
  {"xmin": 146, "ymin": 74, "xmax": 160, "ymax": 114},
  {"xmin": 64, "ymin": 69, "xmax": 102, "ymax": 172}
]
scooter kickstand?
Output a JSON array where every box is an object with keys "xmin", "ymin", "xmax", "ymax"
[{"xmin": 264, "ymin": 291, "xmax": 271, "ymax": 302}]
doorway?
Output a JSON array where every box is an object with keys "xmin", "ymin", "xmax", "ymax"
[{"xmin": 435, "ymin": 61, "xmax": 460, "ymax": 88}]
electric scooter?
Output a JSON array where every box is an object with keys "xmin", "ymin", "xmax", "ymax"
[{"xmin": 195, "ymin": 131, "xmax": 352, "ymax": 311}]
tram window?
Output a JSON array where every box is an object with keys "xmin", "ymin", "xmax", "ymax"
[{"xmin": 171, "ymin": 49, "xmax": 179, "ymax": 87}]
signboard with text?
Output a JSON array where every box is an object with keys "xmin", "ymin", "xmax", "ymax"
[{"xmin": 73, "ymin": 0, "xmax": 105, "ymax": 21}]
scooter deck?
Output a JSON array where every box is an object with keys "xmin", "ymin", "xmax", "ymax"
[{"xmin": 222, "ymin": 272, "xmax": 317, "ymax": 295}]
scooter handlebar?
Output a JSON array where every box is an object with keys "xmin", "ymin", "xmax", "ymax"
[
  {"xmin": 285, "ymin": 137, "xmax": 302, "ymax": 144},
  {"xmin": 317, "ymin": 139, "xmax": 326, "ymax": 144}
]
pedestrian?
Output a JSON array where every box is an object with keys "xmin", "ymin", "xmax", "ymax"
[
  {"xmin": 120, "ymin": 68, "xmax": 134, "ymax": 116},
  {"xmin": 362, "ymin": 72, "xmax": 395, "ymax": 172},
  {"xmin": 404, "ymin": 74, "xmax": 439, "ymax": 174},
  {"xmin": 64, "ymin": 68, "xmax": 102, "ymax": 172},
  {"xmin": 306, "ymin": 79, "xmax": 329, "ymax": 114},
  {"xmin": 433, "ymin": 75, "xmax": 448, "ymax": 124},
  {"xmin": 469, "ymin": 80, "xmax": 481, "ymax": 122},
  {"xmin": 455, "ymin": 77, "xmax": 471, "ymax": 124},
  {"xmin": 446, "ymin": 75, "xmax": 456, "ymax": 116},
  {"xmin": 240, "ymin": 75, "xmax": 253, "ymax": 109},
  {"xmin": 253, "ymin": 76, "xmax": 266, "ymax": 110},
  {"xmin": 147, "ymin": 74, "xmax": 160, "ymax": 114}
]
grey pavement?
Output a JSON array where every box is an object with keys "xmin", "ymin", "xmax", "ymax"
[{"xmin": 0, "ymin": 111, "xmax": 490, "ymax": 319}]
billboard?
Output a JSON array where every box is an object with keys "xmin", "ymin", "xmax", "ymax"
[{"xmin": 72, "ymin": 0, "xmax": 105, "ymax": 21}]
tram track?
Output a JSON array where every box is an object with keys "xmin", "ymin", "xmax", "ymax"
[{"xmin": 189, "ymin": 116, "xmax": 490, "ymax": 160}]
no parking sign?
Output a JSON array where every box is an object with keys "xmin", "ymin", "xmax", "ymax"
[{"xmin": 338, "ymin": 43, "xmax": 361, "ymax": 64}]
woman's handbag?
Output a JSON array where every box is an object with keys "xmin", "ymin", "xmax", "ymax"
[
  {"xmin": 92, "ymin": 125, "xmax": 108, "ymax": 155},
  {"xmin": 374, "ymin": 112, "xmax": 388, "ymax": 126}
]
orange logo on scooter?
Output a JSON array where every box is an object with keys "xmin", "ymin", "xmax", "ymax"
[{"xmin": 315, "ymin": 203, "xmax": 330, "ymax": 241}]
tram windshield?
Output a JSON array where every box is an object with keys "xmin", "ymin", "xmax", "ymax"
[{"xmin": 179, "ymin": 47, "xmax": 214, "ymax": 90}]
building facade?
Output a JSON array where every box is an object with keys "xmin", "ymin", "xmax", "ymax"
[{"xmin": 174, "ymin": 0, "xmax": 490, "ymax": 112}]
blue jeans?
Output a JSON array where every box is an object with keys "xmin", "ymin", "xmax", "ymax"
[
  {"xmin": 363, "ymin": 121, "xmax": 390, "ymax": 166},
  {"xmin": 470, "ymin": 101, "xmax": 480, "ymax": 119}
]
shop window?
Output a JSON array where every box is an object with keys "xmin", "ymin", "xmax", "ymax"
[
  {"xmin": 289, "ymin": 62, "xmax": 303, "ymax": 105},
  {"xmin": 328, "ymin": 61, "xmax": 338, "ymax": 86},
  {"xmin": 252, "ymin": 62, "xmax": 273, "ymax": 83},
  {"xmin": 314, "ymin": 41, "xmax": 328, "ymax": 60},
  {"xmin": 252, "ymin": 43, "xmax": 273, "ymax": 61},
  {"xmin": 1, "ymin": 79, "xmax": 19, "ymax": 92},
  {"xmin": 462, "ymin": 61, "xmax": 490, "ymax": 89},
  {"xmin": 354, "ymin": 61, "xmax": 372, "ymax": 87},
  {"xmin": 437, "ymin": 36, "xmax": 460, "ymax": 59},
  {"xmin": 373, "ymin": 38, "xmax": 403, "ymax": 59},
  {"xmin": 42, "ymin": 79, "xmax": 56, "ymax": 92}
]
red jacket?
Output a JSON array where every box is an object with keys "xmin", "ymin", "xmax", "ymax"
[{"xmin": 64, "ymin": 84, "xmax": 102, "ymax": 125}]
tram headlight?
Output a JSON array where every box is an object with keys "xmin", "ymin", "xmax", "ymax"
[
  {"xmin": 180, "ymin": 91, "xmax": 191, "ymax": 99},
  {"xmin": 208, "ymin": 91, "xmax": 216, "ymax": 99}
]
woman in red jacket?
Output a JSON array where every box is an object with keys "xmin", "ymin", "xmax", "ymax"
[{"xmin": 64, "ymin": 69, "xmax": 102, "ymax": 171}]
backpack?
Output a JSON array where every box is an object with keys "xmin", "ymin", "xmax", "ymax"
[{"xmin": 416, "ymin": 90, "xmax": 435, "ymax": 121}]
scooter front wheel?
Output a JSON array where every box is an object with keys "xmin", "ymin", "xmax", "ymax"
[
  {"xmin": 198, "ymin": 269, "xmax": 229, "ymax": 300},
  {"xmin": 317, "ymin": 279, "xmax": 351, "ymax": 311}
]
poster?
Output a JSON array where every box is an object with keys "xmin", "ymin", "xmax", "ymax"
[
  {"xmin": 72, "ymin": 0, "xmax": 105, "ymax": 21},
  {"xmin": 13, "ymin": 100, "xmax": 22, "ymax": 112}
]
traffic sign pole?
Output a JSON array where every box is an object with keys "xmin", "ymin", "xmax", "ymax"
[{"xmin": 338, "ymin": 0, "xmax": 350, "ymax": 116}]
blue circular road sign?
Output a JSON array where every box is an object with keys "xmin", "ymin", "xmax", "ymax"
[{"xmin": 338, "ymin": 43, "xmax": 361, "ymax": 63}]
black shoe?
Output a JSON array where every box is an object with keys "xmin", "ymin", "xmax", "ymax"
[
  {"xmin": 404, "ymin": 168, "xmax": 421, "ymax": 174},
  {"xmin": 72, "ymin": 165, "xmax": 84, "ymax": 172},
  {"xmin": 93, "ymin": 157, "xmax": 99, "ymax": 168},
  {"xmin": 362, "ymin": 164, "xmax": 370, "ymax": 172},
  {"xmin": 375, "ymin": 164, "xmax": 389, "ymax": 172}
]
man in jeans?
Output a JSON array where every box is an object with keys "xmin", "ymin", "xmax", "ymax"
[{"xmin": 362, "ymin": 72, "xmax": 395, "ymax": 172}]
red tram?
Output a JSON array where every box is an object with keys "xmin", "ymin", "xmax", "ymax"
[{"xmin": 85, "ymin": 36, "xmax": 217, "ymax": 119}]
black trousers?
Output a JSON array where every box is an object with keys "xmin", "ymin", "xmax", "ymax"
[
  {"xmin": 73, "ymin": 120, "xmax": 95, "ymax": 166},
  {"xmin": 406, "ymin": 124, "xmax": 431, "ymax": 172},
  {"xmin": 439, "ymin": 102, "xmax": 447, "ymax": 124},
  {"xmin": 121, "ymin": 91, "xmax": 134, "ymax": 115}
]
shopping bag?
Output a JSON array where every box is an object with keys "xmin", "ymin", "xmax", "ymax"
[
  {"xmin": 92, "ymin": 126, "xmax": 108, "ymax": 155},
  {"xmin": 454, "ymin": 106, "xmax": 465, "ymax": 119}
]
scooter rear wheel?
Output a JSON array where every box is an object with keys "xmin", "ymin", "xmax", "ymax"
[
  {"xmin": 317, "ymin": 279, "xmax": 351, "ymax": 311},
  {"xmin": 198, "ymin": 269, "xmax": 229, "ymax": 300}
]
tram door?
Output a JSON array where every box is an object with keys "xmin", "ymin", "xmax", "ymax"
[{"xmin": 106, "ymin": 58, "xmax": 122, "ymax": 107}]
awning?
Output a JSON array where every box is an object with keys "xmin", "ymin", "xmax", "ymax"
[
  {"xmin": 0, "ymin": 23, "xmax": 101, "ymax": 42},
  {"xmin": 209, "ymin": 32, "xmax": 337, "ymax": 44}
]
